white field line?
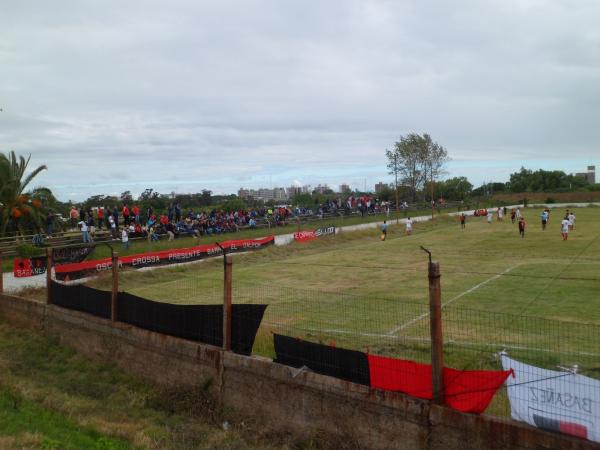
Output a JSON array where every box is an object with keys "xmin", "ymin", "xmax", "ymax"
[
  {"xmin": 263, "ymin": 323, "xmax": 600, "ymax": 358},
  {"xmin": 386, "ymin": 264, "xmax": 520, "ymax": 336}
]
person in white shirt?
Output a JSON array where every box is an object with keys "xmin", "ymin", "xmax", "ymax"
[
  {"xmin": 497, "ymin": 207, "xmax": 504, "ymax": 220},
  {"xmin": 561, "ymin": 215, "xmax": 570, "ymax": 241},
  {"xmin": 78, "ymin": 220, "xmax": 91, "ymax": 243},
  {"xmin": 516, "ymin": 208, "xmax": 522, "ymax": 219},
  {"xmin": 108, "ymin": 215, "xmax": 117, "ymax": 239},
  {"xmin": 405, "ymin": 217, "xmax": 413, "ymax": 235},
  {"xmin": 487, "ymin": 211, "xmax": 493, "ymax": 223},
  {"xmin": 568, "ymin": 212, "xmax": 575, "ymax": 231},
  {"xmin": 121, "ymin": 228, "xmax": 129, "ymax": 249}
]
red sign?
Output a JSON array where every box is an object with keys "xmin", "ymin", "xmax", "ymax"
[
  {"xmin": 55, "ymin": 235, "xmax": 275, "ymax": 281},
  {"xmin": 13, "ymin": 256, "xmax": 47, "ymax": 277},
  {"xmin": 293, "ymin": 231, "xmax": 317, "ymax": 242}
]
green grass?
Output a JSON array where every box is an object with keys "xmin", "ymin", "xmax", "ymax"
[
  {"xmin": 0, "ymin": 322, "xmax": 348, "ymax": 449},
  {"xmin": 85, "ymin": 208, "xmax": 600, "ymax": 387},
  {"xmin": 12, "ymin": 207, "xmax": 600, "ymax": 418}
]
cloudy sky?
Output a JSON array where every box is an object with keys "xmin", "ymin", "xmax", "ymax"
[{"xmin": 1, "ymin": 0, "xmax": 599, "ymax": 201}]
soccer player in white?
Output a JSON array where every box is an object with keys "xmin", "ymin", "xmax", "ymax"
[
  {"xmin": 405, "ymin": 217, "xmax": 413, "ymax": 235},
  {"xmin": 561, "ymin": 215, "xmax": 570, "ymax": 240},
  {"xmin": 568, "ymin": 212, "xmax": 575, "ymax": 231}
]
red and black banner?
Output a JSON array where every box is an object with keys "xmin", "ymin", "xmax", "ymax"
[
  {"xmin": 294, "ymin": 226, "xmax": 336, "ymax": 242},
  {"xmin": 274, "ymin": 334, "xmax": 511, "ymax": 414},
  {"xmin": 13, "ymin": 256, "xmax": 48, "ymax": 277},
  {"xmin": 53, "ymin": 246, "xmax": 95, "ymax": 265},
  {"xmin": 55, "ymin": 236, "xmax": 275, "ymax": 281}
]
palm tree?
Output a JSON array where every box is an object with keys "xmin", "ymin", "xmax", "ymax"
[{"xmin": 0, "ymin": 151, "xmax": 48, "ymax": 236}]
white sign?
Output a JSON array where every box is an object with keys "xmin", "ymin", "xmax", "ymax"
[{"xmin": 501, "ymin": 355, "xmax": 600, "ymax": 443}]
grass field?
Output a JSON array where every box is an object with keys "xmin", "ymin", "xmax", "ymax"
[
  {"xmin": 9, "ymin": 206, "xmax": 600, "ymax": 423},
  {"xmin": 85, "ymin": 206, "xmax": 600, "ymax": 371}
]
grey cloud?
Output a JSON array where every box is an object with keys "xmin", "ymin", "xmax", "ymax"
[{"xmin": 1, "ymin": 0, "xmax": 599, "ymax": 199}]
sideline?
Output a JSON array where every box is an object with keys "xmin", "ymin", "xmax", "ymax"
[{"xmin": 386, "ymin": 264, "xmax": 520, "ymax": 335}]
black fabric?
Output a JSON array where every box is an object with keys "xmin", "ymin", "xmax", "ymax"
[
  {"xmin": 273, "ymin": 334, "xmax": 370, "ymax": 386},
  {"xmin": 53, "ymin": 246, "xmax": 95, "ymax": 265},
  {"xmin": 50, "ymin": 281, "xmax": 111, "ymax": 319},
  {"xmin": 117, "ymin": 292, "xmax": 266, "ymax": 355}
]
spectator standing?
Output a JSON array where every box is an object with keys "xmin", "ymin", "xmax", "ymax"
[
  {"xmin": 122, "ymin": 204, "xmax": 130, "ymax": 226},
  {"xmin": 69, "ymin": 206, "xmax": 79, "ymax": 230},
  {"xmin": 78, "ymin": 219, "xmax": 91, "ymax": 243},
  {"xmin": 45, "ymin": 211, "xmax": 54, "ymax": 237},
  {"xmin": 132, "ymin": 205, "xmax": 140, "ymax": 223},
  {"xmin": 121, "ymin": 227, "xmax": 129, "ymax": 250},
  {"xmin": 112, "ymin": 206, "xmax": 119, "ymax": 230},
  {"xmin": 97, "ymin": 207, "xmax": 104, "ymax": 230}
]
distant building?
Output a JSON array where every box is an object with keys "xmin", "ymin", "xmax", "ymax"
[
  {"xmin": 313, "ymin": 184, "xmax": 330, "ymax": 195},
  {"xmin": 375, "ymin": 182, "xmax": 390, "ymax": 193},
  {"xmin": 287, "ymin": 186, "xmax": 302, "ymax": 198},
  {"xmin": 575, "ymin": 165, "xmax": 596, "ymax": 184},
  {"xmin": 339, "ymin": 184, "xmax": 351, "ymax": 194},
  {"xmin": 239, "ymin": 187, "xmax": 288, "ymax": 202}
]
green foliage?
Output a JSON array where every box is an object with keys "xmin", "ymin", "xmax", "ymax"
[
  {"xmin": 507, "ymin": 167, "xmax": 589, "ymax": 193},
  {"xmin": 218, "ymin": 198, "xmax": 247, "ymax": 212},
  {"xmin": 292, "ymin": 192, "xmax": 314, "ymax": 208},
  {"xmin": 0, "ymin": 151, "xmax": 50, "ymax": 236},
  {"xmin": 437, "ymin": 176, "xmax": 473, "ymax": 201},
  {"xmin": 386, "ymin": 133, "xmax": 449, "ymax": 202}
]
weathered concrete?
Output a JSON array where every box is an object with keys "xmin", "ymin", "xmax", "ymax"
[{"xmin": 1, "ymin": 293, "xmax": 599, "ymax": 450}]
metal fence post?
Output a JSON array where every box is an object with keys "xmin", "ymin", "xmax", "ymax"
[
  {"xmin": 111, "ymin": 252, "xmax": 119, "ymax": 321},
  {"xmin": 223, "ymin": 254, "xmax": 233, "ymax": 351},
  {"xmin": 46, "ymin": 248, "xmax": 53, "ymax": 304},
  {"xmin": 428, "ymin": 260, "xmax": 444, "ymax": 405}
]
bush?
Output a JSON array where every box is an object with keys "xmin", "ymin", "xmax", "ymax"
[
  {"xmin": 16, "ymin": 243, "xmax": 45, "ymax": 258},
  {"xmin": 545, "ymin": 197, "xmax": 556, "ymax": 204}
]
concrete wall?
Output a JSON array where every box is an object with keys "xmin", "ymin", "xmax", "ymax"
[{"xmin": 1, "ymin": 293, "xmax": 598, "ymax": 450}]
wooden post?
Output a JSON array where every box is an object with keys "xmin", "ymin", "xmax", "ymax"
[
  {"xmin": 111, "ymin": 252, "xmax": 119, "ymax": 321},
  {"xmin": 46, "ymin": 248, "xmax": 53, "ymax": 304},
  {"xmin": 223, "ymin": 254, "xmax": 233, "ymax": 351},
  {"xmin": 428, "ymin": 261, "xmax": 444, "ymax": 405},
  {"xmin": 0, "ymin": 251, "xmax": 3, "ymax": 294}
]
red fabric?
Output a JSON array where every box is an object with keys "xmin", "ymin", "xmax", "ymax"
[
  {"xmin": 559, "ymin": 421, "xmax": 588, "ymax": 439},
  {"xmin": 367, "ymin": 354, "xmax": 511, "ymax": 414}
]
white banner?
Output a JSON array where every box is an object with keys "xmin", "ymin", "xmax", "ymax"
[{"xmin": 501, "ymin": 355, "xmax": 600, "ymax": 443}]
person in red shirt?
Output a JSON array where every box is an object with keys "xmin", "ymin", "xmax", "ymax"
[
  {"xmin": 132, "ymin": 205, "xmax": 140, "ymax": 224},
  {"xmin": 122, "ymin": 204, "xmax": 130, "ymax": 226},
  {"xmin": 97, "ymin": 207, "xmax": 104, "ymax": 230}
]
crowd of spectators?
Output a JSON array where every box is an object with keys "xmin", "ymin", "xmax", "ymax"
[{"xmin": 62, "ymin": 195, "xmax": 402, "ymax": 244}]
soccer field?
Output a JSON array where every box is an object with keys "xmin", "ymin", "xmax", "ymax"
[{"xmin": 101, "ymin": 206, "xmax": 600, "ymax": 370}]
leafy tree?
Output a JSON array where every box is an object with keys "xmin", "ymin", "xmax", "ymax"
[
  {"xmin": 386, "ymin": 133, "xmax": 448, "ymax": 202},
  {"xmin": 199, "ymin": 189, "xmax": 212, "ymax": 206},
  {"xmin": 0, "ymin": 151, "xmax": 48, "ymax": 236},
  {"xmin": 120, "ymin": 190, "xmax": 133, "ymax": 203},
  {"xmin": 219, "ymin": 198, "xmax": 247, "ymax": 212},
  {"xmin": 438, "ymin": 177, "xmax": 473, "ymax": 201}
]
